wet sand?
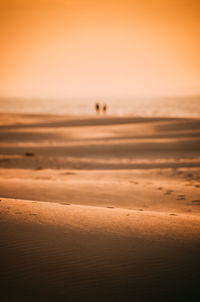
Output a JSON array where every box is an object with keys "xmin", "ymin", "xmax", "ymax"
[{"xmin": 0, "ymin": 113, "xmax": 200, "ymax": 301}]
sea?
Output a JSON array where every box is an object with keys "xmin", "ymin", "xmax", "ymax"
[{"xmin": 0, "ymin": 96, "xmax": 199, "ymax": 118}]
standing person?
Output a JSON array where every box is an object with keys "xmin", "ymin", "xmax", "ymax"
[
  {"xmin": 95, "ymin": 102, "xmax": 100, "ymax": 115},
  {"xmin": 102, "ymin": 104, "xmax": 107, "ymax": 115}
]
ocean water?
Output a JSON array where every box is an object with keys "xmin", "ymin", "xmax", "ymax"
[{"xmin": 0, "ymin": 96, "xmax": 199, "ymax": 117}]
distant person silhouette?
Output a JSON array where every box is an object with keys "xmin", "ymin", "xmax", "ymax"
[
  {"xmin": 102, "ymin": 104, "xmax": 107, "ymax": 115},
  {"xmin": 95, "ymin": 102, "xmax": 100, "ymax": 115}
]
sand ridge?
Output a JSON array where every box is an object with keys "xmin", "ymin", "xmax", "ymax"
[{"xmin": 1, "ymin": 198, "xmax": 200, "ymax": 242}]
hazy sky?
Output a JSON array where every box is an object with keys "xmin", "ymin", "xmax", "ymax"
[{"xmin": 0, "ymin": 0, "xmax": 200, "ymax": 98}]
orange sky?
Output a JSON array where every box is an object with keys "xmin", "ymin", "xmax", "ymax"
[{"xmin": 0, "ymin": 0, "xmax": 200, "ymax": 98}]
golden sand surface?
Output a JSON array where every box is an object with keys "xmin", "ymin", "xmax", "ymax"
[{"xmin": 0, "ymin": 113, "xmax": 200, "ymax": 301}]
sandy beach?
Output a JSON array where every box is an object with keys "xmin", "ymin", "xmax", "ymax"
[{"xmin": 0, "ymin": 113, "xmax": 200, "ymax": 301}]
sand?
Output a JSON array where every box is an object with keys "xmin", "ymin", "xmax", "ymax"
[{"xmin": 0, "ymin": 113, "xmax": 200, "ymax": 301}]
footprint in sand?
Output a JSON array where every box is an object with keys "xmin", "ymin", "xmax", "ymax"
[
  {"xmin": 138, "ymin": 209, "xmax": 143, "ymax": 211},
  {"xmin": 157, "ymin": 187, "xmax": 163, "ymax": 190},
  {"xmin": 164, "ymin": 190, "xmax": 173, "ymax": 195},
  {"xmin": 61, "ymin": 172, "xmax": 76, "ymax": 176},
  {"xmin": 107, "ymin": 206, "xmax": 114, "ymax": 209},
  {"xmin": 129, "ymin": 181, "xmax": 139, "ymax": 185},
  {"xmin": 24, "ymin": 152, "xmax": 35, "ymax": 157},
  {"xmin": 192, "ymin": 200, "xmax": 200, "ymax": 205},
  {"xmin": 176, "ymin": 195, "xmax": 186, "ymax": 200},
  {"xmin": 186, "ymin": 173, "xmax": 193, "ymax": 180},
  {"xmin": 195, "ymin": 185, "xmax": 200, "ymax": 188},
  {"xmin": 169, "ymin": 213, "xmax": 178, "ymax": 216}
]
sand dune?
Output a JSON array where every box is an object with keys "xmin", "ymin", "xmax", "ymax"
[
  {"xmin": 0, "ymin": 113, "xmax": 200, "ymax": 301},
  {"xmin": 0, "ymin": 114, "xmax": 200, "ymax": 171},
  {"xmin": 0, "ymin": 168, "xmax": 200, "ymax": 215},
  {"xmin": 0, "ymin": 198, "xmax": 200, "ymax": 301}
]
